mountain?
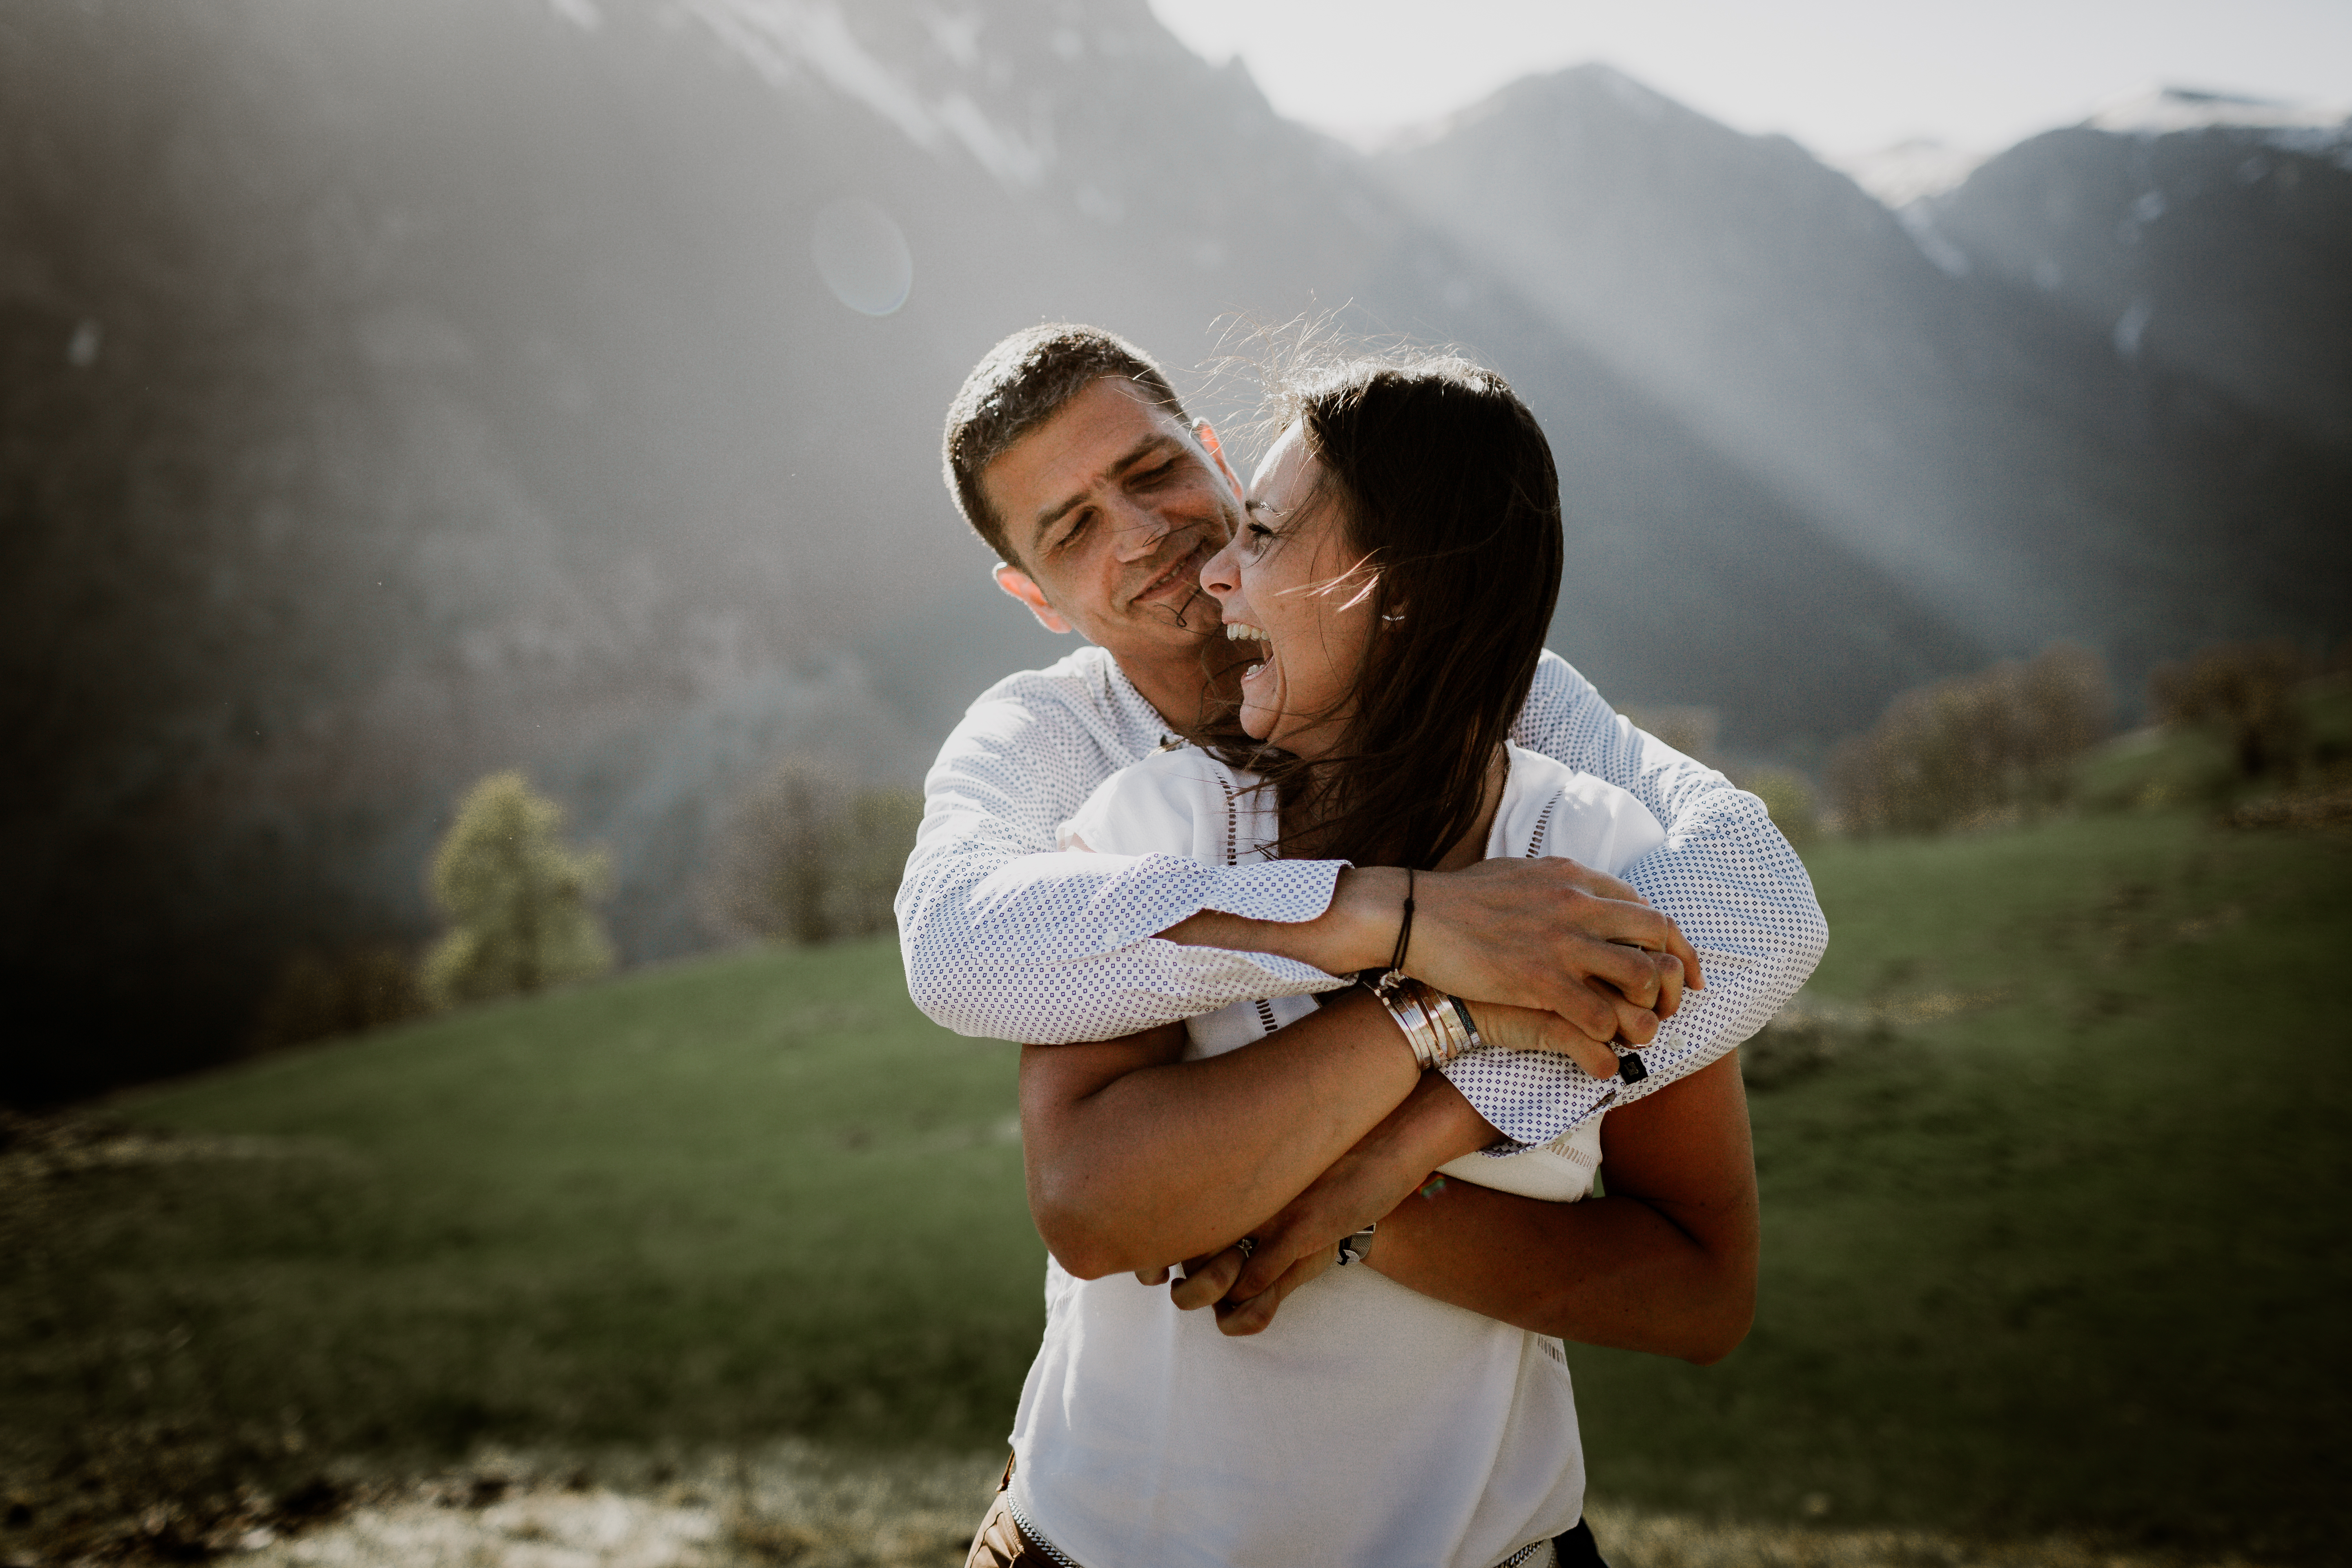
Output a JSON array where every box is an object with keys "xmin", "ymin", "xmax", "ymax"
[
  {"xmin": 1375, "ymin": 65, "xmax": 2352, "ymax": 686},
  {"xmin": 1917, "ymin": 87, "xmax": 2352, "ymax": 452},
  {"xmin": 1, "ymin": 6, "xmax": 2341, "ymax": 1100}
]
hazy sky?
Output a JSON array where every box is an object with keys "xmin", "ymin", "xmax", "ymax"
[{"xmin": 1142, "ymin": 0, "xmax": 2352, "ymax": 160}]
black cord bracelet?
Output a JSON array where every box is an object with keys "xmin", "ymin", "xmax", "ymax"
[{"xmin": 1386, "ymin": 866, "xmax": 1416, "ymax": 980}]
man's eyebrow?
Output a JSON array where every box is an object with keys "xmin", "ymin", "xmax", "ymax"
[{"xmin": 1030, "ymin": 433, "xmax": 1187, "ymax": 539}]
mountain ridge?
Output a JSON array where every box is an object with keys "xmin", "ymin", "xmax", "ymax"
[{"xmin": 2, "ymin": 0, "xmax": 2342, "ymax": 1098}]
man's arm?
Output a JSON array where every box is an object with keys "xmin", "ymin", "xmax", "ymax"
[
  {"xmin": 901, "ymin": 653, "xmax": 1820, "ymax": 1153},
  {"xmin": 898, "ymin": 666, "xmax": 1365, "ymax": 1043},
  {"xmin": 893, "ymin": 663, "xmax": 1364, "ymax": 1044},
  {"xmin": 1183, "ymin": 1055, "xmax": 1759, "ymax": 1364},
  {"xmin": 1018, "ymin": 990, "xmax": 1426, "ymax": 1278},
  {"xmin": 896, "ymin": 658, "xmax": 1698, "ymax": 1050},
  {"xmin": 1377, "ymin": 1054, "xmax": 1758, "ymax": 1362}
]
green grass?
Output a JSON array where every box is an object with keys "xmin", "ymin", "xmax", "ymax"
[
  {"xmin": 2, "ymin": 942, "xmax": 1040, "ymax": 1529},
  {"xmin": 5, "ymin": 813, "xmax": 2348, "ymax": 1560},
  {"xmin": 1577, "ymin": 811, "xmax": 2352, "ymax": 1558}
]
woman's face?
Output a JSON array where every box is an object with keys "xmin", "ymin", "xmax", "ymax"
[{"xmin": 1198, "ymin": 422, "xmax": 1378, "ymax": 760}]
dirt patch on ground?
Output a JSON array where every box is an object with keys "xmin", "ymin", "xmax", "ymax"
[{"xmin": 137, "ymin": 1448, "xmax": 2272, "ymax": 1568}]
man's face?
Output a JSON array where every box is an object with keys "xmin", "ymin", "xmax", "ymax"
[{"xmin": 982, "ymin": 377, "xmax": 1244, "ymax": 692}]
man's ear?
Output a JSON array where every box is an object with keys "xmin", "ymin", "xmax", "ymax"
[
  {"xmin": 993, "ymin": 562, "xmax": 1075, "ymax": 635},
  {"xmin": 1196, "ymin": 418, "xmax": 1244, "ymax": 505}
]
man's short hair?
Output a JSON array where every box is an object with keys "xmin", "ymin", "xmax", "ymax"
[{"xmin": 942, "ymin": 324, "xmax": 1188, "ymax": 566}]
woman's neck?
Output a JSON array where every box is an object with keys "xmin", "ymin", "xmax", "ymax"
[
  {"xmin": 1432, "ymin": 745, "xmax": 1509, "ymax": 872},
  {"xmin": 1278, "ymin": 743, "xmax": 1508, "ymax": 870}
]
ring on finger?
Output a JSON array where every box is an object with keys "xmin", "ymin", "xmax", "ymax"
[{"xmin": 1234, "ymin": 1236, "xmax": 1258, "ymax": 1260}]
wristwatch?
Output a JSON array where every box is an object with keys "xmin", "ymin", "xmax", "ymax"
[{"xmin": 1335, "ymin": 1224, "xmax": 1378, "ymax": 1267}]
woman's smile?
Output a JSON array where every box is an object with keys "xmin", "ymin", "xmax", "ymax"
[{"xmin": 1198, "ymin": 424, "xmax": 1374, "ymax": 758}]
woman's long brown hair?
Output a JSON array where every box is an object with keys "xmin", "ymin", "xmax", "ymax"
[{"xmin": 1218, "ymin": 353, "xmax": 1566, "ymax": 871}]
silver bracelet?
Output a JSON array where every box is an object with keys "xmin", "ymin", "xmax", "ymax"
[
  {"xmin": 1363, "ymin": 973, "xmax": 1448, "ymax": 1069},
  {"xmin": 1444, "ymin": 995, "xmax": 1485, "ymax": 1054}
]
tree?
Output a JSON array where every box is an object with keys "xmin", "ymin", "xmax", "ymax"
[
  {"xmin": 422, "ymin": 772, "xmax": 613, "ymax": 1007},
  {"xmin": 1828, "ymin": 644, "xmax": 2111, "ymax": 834},
  {"xmin": 706, "ymin": 760, "xmax": 923, "ymax": 946},
  {"xmin": 2148, "ymin": 639, "xmax": 2314, "ymax": 781}
]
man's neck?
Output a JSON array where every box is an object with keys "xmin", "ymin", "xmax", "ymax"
[
  {"xmin": 1111, "ymin": 645, "xmax": 1239, "ymax": 741},
  {"xmin": 1116, "ymin": 653, "xmax": 1213, "ymax": 738}
]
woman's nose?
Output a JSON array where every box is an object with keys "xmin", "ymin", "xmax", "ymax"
[{"xmin": 1199, "ymin": 534, "xmax": 1241, "ymax": 601}]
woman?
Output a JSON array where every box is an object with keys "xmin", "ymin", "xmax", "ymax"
[{"xmin": 973, "ymin": 354, "xmax": 1759, "ymax": 1568}]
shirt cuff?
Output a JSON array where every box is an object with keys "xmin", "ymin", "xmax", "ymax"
[
  {"xmin": 1197, "ymin": 858, "xmax": 1347, "ymax": 924},
  {"xmin": 1441, "ymin": 1046, "xmax": 1617, "ymax": 1150}
]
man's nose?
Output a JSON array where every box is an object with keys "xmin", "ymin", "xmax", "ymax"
[{"xmin": 1109, "ymin": 500, "xmax": 1176, "ymax": 561}]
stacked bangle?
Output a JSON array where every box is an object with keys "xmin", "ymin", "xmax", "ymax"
[
  {"xmin": 1361, "ymin": 868, "xmax": 1488, "ymax": 1071},
  {"xmin": 1362, "ymin": 973, "xmax": 1484, "ymax": 1071}
]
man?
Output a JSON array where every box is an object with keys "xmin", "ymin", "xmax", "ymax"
[{"xmin": 899, "ymin": 325, "xmax": 1823, "ymax": 1564}]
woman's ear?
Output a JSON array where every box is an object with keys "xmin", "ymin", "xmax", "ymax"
[{"xmin": 993, "ymin": 562, "xmax": 1075, "ymax": 635}]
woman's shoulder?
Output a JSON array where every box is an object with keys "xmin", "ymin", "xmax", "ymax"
[
  {"xmin": 1494, "ymin": 742, "xmax": 1667, "ymax": 875},
  {"xmin": 1057, "ymin": 744, "xmax": 1268, "ymax": 861}
]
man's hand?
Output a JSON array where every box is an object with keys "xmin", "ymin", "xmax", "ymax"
[
  {"xmin": 1161, "ymin": 857, "xmax": 1701, "ymax": 1050},
  {"xmin": 1162, "ymin": 1076, "xmax": 1508, "ymax": 1335}
]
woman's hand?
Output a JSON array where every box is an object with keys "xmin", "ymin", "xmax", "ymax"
[{"xmin": 1470, "ymin": 998, "xmax": 1626, "ymax": 1085}]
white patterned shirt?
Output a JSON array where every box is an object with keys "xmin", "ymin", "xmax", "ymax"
[{"xmin": 895, "ymin": 645, "xmax": 1826, "ymax": 1148}]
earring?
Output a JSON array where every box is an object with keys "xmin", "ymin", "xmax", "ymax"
[{"xmin": 1381, "ymin": 613, "xmax": 1405, "ymax": 623}]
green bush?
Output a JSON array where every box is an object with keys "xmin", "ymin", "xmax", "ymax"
[
  {"xmin": 1826, "ymin": 644, "xmax": 2109, "ymax": 835},
  {"xmin": 421, "ymin": 771, "xmax": 613, "ymax": 1006},
  {"xmin": 2148, "ymin": 638, "xmax": 2316, "ymax": 782},
  {"xmin": 248, "ymin": 944, "xmax": 425, "ymax": 1053}
]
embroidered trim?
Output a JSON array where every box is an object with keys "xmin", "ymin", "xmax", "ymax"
[
  {"xmin": 1214, "ymin": 776, "xmax": 1239, "ymax": 866},
  {"xmin": 1496, "ymin": 1538, "xmax": 1551, "ymax": 1568},
  {"xmin": 1254, "ymin": 997, "xmax": 1280, "ymax": 1036},
  {"xmin": 1524, "ymin": 799, "xmax": 1557, "ymax": 858}
]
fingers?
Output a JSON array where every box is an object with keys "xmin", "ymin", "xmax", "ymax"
[
  {"xmin": 1603, "ymin": 986, "xmax": 1661, "ymax": 1047},
  {"xmin": 1476, "ymin": 1002, "xmax": 1624, "ymax": 1082},
  {"xmin": 1652, "ymin": 951, "xmax": 1686, "ymax": 1020},
  {"xmin": 1555, "ymin": 1020, "xmax": 1624, "ymax": 1083},
  {"xmin": 1134, "ymin": 1265, "xmax": 1171, "ymax": 1287},
  {"xmin": 1662, "ymin": 917, "xmax": 1705, "ymax": 993},
  {"xmin": 1232, "ymin": 1230, "xmax": 1305, "ymax": 1300},
  {"xmin": 1169, "ymin": 1248, "xmax": 1244, "ymax": 1311},
  {"xmin": 1216, "ymin": 1252, "xmax": 1330, "ymax": 1337},
  {"xmin": 1528, "ymin": 969, "xmax": 1622, "ymax": 1042},
  {"xmin": 1578, "ymin": 937, "xmax": 1670, "ymax": 1011}
]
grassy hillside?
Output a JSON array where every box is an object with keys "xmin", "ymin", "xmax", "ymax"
[{"xmin": 5, "ymin": 811, "xmax": 2347, "ymax": 1560}]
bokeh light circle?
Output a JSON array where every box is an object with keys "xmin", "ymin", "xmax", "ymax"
[{"xmin": 810, "ymin": 198, "xmax": 913, "ymax": 316}]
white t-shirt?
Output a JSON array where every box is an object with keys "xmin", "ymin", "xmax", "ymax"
[{"xmin": 1012, "ymin": 743, "xmax": 1667, "ymax": 1568}]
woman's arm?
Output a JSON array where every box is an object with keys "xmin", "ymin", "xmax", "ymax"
[{"xmin": 1019, "ymin": 989, "xmax": 1425, "ymax": 1279}]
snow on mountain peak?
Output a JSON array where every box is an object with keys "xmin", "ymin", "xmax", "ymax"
[
  {"xmin": 680, "ymin": 0, "xmax": 1051, "ymax": 188},
  {"xmin": 1833, "ymin": 138, "xmax": 1987, "ymax": 209},
  {"xmin": 2087, "ymin": 85, "xmax": 2350, "ymax": 139}
]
